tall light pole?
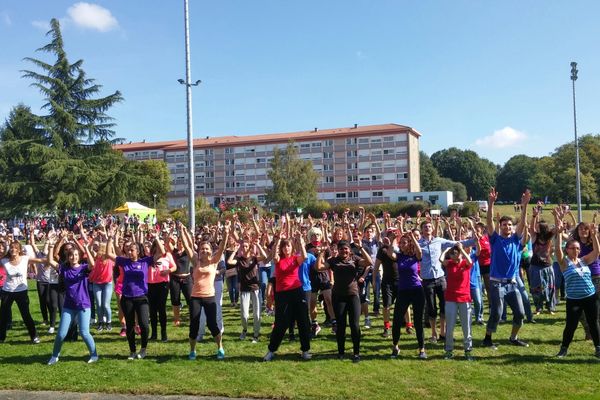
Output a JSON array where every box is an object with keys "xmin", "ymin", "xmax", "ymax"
[
  {"xmin": 178, "ymin": 0, "xmax": 200, "ymax": 231},
  {"xmin": 571, "ymin": 61, "xmax": 582, "ymax": 223}
]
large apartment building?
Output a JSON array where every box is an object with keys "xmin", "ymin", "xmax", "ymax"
[{"xmin": 114, "ymin": 123, "xmax": 421, "ymax": 208}]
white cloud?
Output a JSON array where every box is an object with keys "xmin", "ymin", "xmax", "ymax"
[
  {"xmin": 475, "ymin": 126, "xmax": 527, "ymax": 149},
  {"xmin": 31, "ymin": 20, "xmax": 50, "ymax": 30},
  {"xmin": 1, "ymin": 11, "xmax": 11, "ymax": 26},
  {"xmin": 66, "ymin": 2, "xmax": 118, "ymax": 32}
]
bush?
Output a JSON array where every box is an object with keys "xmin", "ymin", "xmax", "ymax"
[
  {"xmin": 196, "ymin": 209, "xmax": 219, "ymax": 226},
  {"xmin": 460, "ymin": 201, "xmax": 481, "ymax": 217},
  {"xmin": 303, "ymin": 200, "xmax": 332, "ymax": 217}
]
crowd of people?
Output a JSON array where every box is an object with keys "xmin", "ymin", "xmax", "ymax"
[{"xmin": 1, "ymin": 188, "xmax": 599, "ymax": 365}]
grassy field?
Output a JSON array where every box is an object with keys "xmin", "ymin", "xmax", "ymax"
[{"xmin": 1, "ymin": 281, "xmax": 600, "ymax": 400}]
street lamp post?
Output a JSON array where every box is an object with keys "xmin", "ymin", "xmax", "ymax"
[
  {"xmin": 178, "ymin": 0, "xmax": 201, "ymax": 232},
  {"xmin": 571, "ymin": 61, "xmax": 582, "ymax": 223}
]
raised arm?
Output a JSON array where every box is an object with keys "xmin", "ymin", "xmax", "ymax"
[
  {"xmin": 227, "ymin": 243, "xmax": 240, "ymax": 266},
  {"xmin": 553, "ymin": 208, "xmax": 567, "ymax": 270},
  {"xmin": 106, "ymin": 225, "xmax": 117, "ymax": 262},
  {"xmin": 458, "ymin": 242, "xmax": 473, "ymax": 267},
  {"xmin": 295, "ymin": 231, "xmax": 307, "ymax": 266},
  {"xmin": 178, "ymin": 223, "xmax": 195, "ymax": 260},
  {"xmin": 515, "ymin": 190, "xmax": 531, "ymax": 237},
  {"xmin": 83, "ymin": 242, "xmax": 95, "ymax": 270},
  {"xmin": 211, "ymin": 220, "xmax": 231, "ymax": 264},
  {"xmin": 486, "ymin": 187, "xmax": 497, "ymax": 236}
]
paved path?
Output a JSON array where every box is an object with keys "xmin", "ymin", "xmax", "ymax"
[{"xmin": 0, "ymin": 391, "xmax": 262, "ymax": 400}]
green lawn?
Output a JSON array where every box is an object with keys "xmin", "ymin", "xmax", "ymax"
[{"xmin": 1, "ymin": 282, "xmax": 600, "ymax": 400}]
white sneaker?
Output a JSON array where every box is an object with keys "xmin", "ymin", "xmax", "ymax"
[
  {"xmin": 48, "ymin": 327, "xmax": 55, "ymax": 334},
  {"xmin": 137, "ymin": 348, "xmax": 146, "ymax": 359},
  {"xmin": 301, "ymin": 351, "xmax": 312, "ymax": 360},
  {"xmin": 47, "ymin": 356, "xmax": 59, "ymax": 365},
  {"xmin": 263, "ymin": 351, "xmax": 275, "ymax": 362},
  {"xmin": 88, "ymin": 355, "xmax": 99, "ymax": 364},
  {"xmin": 127, "ymin": 352, "xmax": 136, "ymax": 360}
]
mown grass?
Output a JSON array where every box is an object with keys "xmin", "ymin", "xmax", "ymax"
[{"xmin": 1, "ymin": 281, "xmax": 600, "ymax": 400}]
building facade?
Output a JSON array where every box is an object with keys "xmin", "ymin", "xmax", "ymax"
[{"xmin": 114, "ymin": 123, "xmax": 421, "ymax": 209}]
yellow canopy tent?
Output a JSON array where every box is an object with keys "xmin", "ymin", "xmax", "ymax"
[{"xmin": 113, "ymin": 202, "xmax": 156, "ymax": 223}]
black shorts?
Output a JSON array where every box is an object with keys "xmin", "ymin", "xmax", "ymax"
[
  {"xmin": 381, "ymin": 280, "xmax": 398, "ymax": 308},
  {"xmin": 480, "ymin": 264, "xmax": 491, "ymax": 276}
]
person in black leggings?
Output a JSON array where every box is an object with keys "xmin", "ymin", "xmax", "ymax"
[
  {"xmin": 553, "ymin": 210, "xmax": 600, "ymax": 358},
  {"xmin": 386, "ymin": 232, "xmax": 426, "ymax": 359},
  {"xmin": 316, "ymin": 240, "xmax": 373, "ymax": 363}
]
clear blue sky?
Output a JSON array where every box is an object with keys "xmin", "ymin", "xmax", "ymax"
[{"xmin": 1, "ymin": 1, "xmax": 599, "ymax": 165}]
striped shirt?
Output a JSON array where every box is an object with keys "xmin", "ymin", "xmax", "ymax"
[{"xmin": 563, "ymin": 259, "xmax": 596, "ymax": 300}]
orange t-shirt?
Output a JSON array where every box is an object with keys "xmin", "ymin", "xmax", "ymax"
[{"xmin": 191, "ymin": 260, "xmax": 217, "ymax": 298}]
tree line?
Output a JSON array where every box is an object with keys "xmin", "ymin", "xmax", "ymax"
[{"xmin": 421, "ymin": 138, "xmax": 600, "ymax": 206}]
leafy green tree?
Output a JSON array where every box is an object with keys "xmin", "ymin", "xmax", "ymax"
[
  {"xmin": 22, "ymin": 18, "xmax": 123, "ymax": 147},
  {"xmin": 496, "ymin": 155, "xmax": 539, "ymax": 201},
  {"xmin": 266, "ymin": 141, "xmax": 319, "ymax": 213},
  {"xmin": 419, "ymin": 151, "xmax": 467, "ymax": 201},
  {"xmin": 438, "ymin": 177, "xmax": 468, "ymax": 202},
  {"xmin": 430, "ymin": 147, "xmax": 497, "ymax": 200},
  {"xmin": 419, "ymin": 151, "xmax": 441, "ymax": 191},
  {"xmin": 0, "ymin": 19, "xmax": 171, "ymax": 215}
]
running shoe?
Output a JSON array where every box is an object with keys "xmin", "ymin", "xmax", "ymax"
[
  {"xmin": 47, "ymin": 356, "xmax": 59, "ymax": 365},
  {"xmin": 482, "ymin": 338, "xmax": 498, "ymax": 350},
  {"xmin": 352, "ymin": 354, "xmax": 360, "ymax": 363},
  {"xmin": 127, "ymin": 352, "xmax": 136, "ymax": 360},
  {"xmin": 364, "ymin": 318, "xmax": 371, "ymax": 329},
  {"xmin": 216, "ymin": 348, "xmax": 225, "ymax": 360},
  {"xmin": 509, "ymin": 338, "xmax": 529, "ymax": 347},
  {"xmin": 464, "ymin": 350, "xmax": 475, "ymax": 361},
  {"xmin": 381, "ymin": 329, "xmax": 390, "ymax": 338},
  {"xmin": 134, "ymin": 326, "xmax": 141, "ymax": 336},
  {"xmin": 188, "ymin": 351, "xmax": 197, "ymax": 360},
  {"xmin": 106, "ymin": 323, "xmax": 112, "ymax": 331},
  {"xmin": 48, "ymin": 327, "xmax": 55, "ymax": 334},
  {"xmin": 263, "ymin": 351, "xmax": 275, "ymax": 362},
  {"xmin": 444, "ymin": 351, "xmax": 454, "ymax": 360},
  {"xmin": 251, "ymin": 337, "xmax": 259, "ymax": 344},
  {"xmin": 137, "ymin": 348, "xmax": 147, "ymax": 359},
  {"xmin": 32, "ymin": 337, "xmax": 41, "ymax": 344},
  {"xmin": 556, "ymin": 346, "xmax": 568, "ymax": 358},
  {"xmin": 239, "ymin": 330, "xmax": 247, "ymax": 340},
  {"xmin": 418, "ymin": 351, "xmax": 428, "ymax": 360},
  {"xmin": 391, "ymin": 347, "xmax": 399, "ymax": 359},
  {"xmin": 119, "ymin": 328, "xmax": 127, "ymax": 337},
  {"xmin": 314, "ymin": 324, "xmax": 322, "ymax": 336},
  {"xmin": 301, "ymin": 351, "xmax": 312, "ymax": 360},
  {"xmin": 88, "ymin": 355, "xmax": 99, "ymax": 364}
]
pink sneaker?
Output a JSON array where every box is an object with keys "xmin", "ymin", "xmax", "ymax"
[{"xmin": 119, "ymin": 327, "xmax": 127, "ymax": 337}]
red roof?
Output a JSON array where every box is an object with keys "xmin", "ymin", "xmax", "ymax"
[{"xmin": 114, "ymin": 123, "xmax": 421, "ymax": 152}]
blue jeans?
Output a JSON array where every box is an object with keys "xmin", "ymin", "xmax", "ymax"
[
  {"xmin": 92, "ymin": 282, "xmax": 113, "ymax": 324},
  {"xmin": 259, "ymin": 266, "xmax": 271, "ymax": 304},
  {"xmin": 227, "ymin": 275, "xmax": 239, "ymax": 304},
  {"xmin": 52, "ymin": 307, "xmax": 96, "ymax": 358},
  {"xmin": 516, "ymin": 275, "xmax": 534, "ymax": 321},
  {"xmin": 486, "ymin": 281, "xmax": 524, "ymax": 333},
  {"xmin": 470, "ymin": 284, "xmax": 484, "ymax": 322}
]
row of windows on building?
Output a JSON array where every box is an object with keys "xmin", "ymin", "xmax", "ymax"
[{"xmin": 158, "ymin": 134, "xmax": 409, "ymax": 160}]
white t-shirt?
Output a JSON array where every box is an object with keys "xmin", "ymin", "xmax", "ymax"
[{"xmin": 1, "ymin": 255, "xmax": 30, "ymax": 292}]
